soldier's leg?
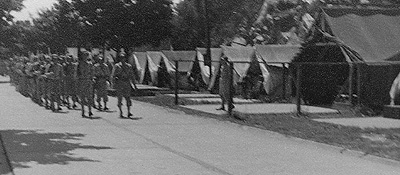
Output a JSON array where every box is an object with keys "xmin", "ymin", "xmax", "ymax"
[
  {"xmin": 103, "ymin": 90, "xmax": 109, "ymax": 110},
  {"xmin": 125, "ymin": 94, "xmax": 132, "ymax": 117},
  {"xmin": 117, "ymin": 90, "xmax": 123, "ymax": 117},
  {"xmin": 88, "ymin": 94, "xmax": 93, "ymax": 117},
  {"xmin": 96, "ymin": 90, "xmax": 102, "ymax": 110},
  {"xmin": 80, "ymin": 96, "xmax": 86, "ymax": 117},
  {"xmin": 57, "ymin": 80, "xmax": 63, "ymax": 110}
]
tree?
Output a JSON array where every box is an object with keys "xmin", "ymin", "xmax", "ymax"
[
  {"xmin": 172, "ymin": 0, "xmax": 244, "ymax": 50},
  {"xmin": 72, "ymin": 0, "xmax": 174, "ymax": 53},
  {"xmin": 0, "ymin": 0, "xmax": 24, "ymax": 55}
]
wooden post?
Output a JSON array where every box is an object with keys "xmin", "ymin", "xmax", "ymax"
[
  {"xmin": 357, "ymin": 63, "xmax": 362, "ymax": 106},
  {"xmin": 282, "ymin": 63, "xmax": 287, "ymax": 100},
  {"xmin": 296, "ymin": 63, "xmax": 302, "ymax": 115},
  {"xmin": 175, "ymin": 60, "xmax": 179, "ymax": 105},
  {"xmin": 348, "ymin": 63, "xmax": 354, "ymax": 105},
  {"xmin": 228, "ymin": 62, "xmax": 234, "ymax": 116}
]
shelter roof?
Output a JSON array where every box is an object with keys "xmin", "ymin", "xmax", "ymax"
[
  {"xmin": 221, "ymin": 46, "xmax": 255, "ymax": 78},
  {"xmin": 321, "ymin": 7, "xmax": 400, "ymax": 62},
  {"xmin": 255, "ymin": 45, "xmax": 300, "ymax": 63},
  {"xmin": 146, "ymin": 51, "xmax": 166, "ymax": 65},
  {"xmin": 133, "ymin": 52, "xmax": 147, "ymax": 68},
  {"xmin": 162, "ymin": 51, "xmax": 196, "ymax": 72},
  {"xmin": 196, "ymin": 48, "xmax": 223, "ymax": 62}
]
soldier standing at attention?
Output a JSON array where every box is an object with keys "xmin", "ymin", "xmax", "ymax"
[
  {"xmin": 94, "ymin": 56, "xmax": 111, "ymax": 111},
  {"xmin": 77, "ymin": 51, "xmax": 95, "ymax": 117},
  {"xmin": 111, "ymin": 52, "xmax": 136, "ymax": 118}
]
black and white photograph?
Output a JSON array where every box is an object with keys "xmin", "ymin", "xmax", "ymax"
[{"xmin": 1, "ymin": 0, "xmax": 400, "ymax": 174}]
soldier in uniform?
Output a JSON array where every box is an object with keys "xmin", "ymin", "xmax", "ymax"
[
  {"xmin": 64, "ymin": 55, "xmax": 79, "ymax": 109},
  {"xmin": 94, "ymin": 55, "xmax": 111, "ymax": 111},
  {"xmin": 217, "ymin": 56, "xmax": 234, "ymax": 111},
  {"xmin": 46, "ymin": 54, "xmax": 65, "ymax": 112},
  {"xmin": 111, "ymin": 52, "xmax": 136, "ymax": 118},
  {"xmin": 77, "ymin": 51, "xmax": 95, "ymax": 117},
  {"xmin": 26, "ymin": 56, "xmax": 41, "ymax": 104}
]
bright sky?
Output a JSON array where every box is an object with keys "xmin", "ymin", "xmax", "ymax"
[
  {"xmin": 11, "ymin": 0, "xmax": 182, "ymax": 21},
  {"xmin": 11, "ymin": 0, "xmax": 58, "ymax": 21}
]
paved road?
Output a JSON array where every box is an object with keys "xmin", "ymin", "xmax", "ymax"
[{"xmin": 0, "ymin": 79, "xmax": 400, "ymax": 175}]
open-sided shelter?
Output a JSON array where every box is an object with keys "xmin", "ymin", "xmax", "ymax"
[{"xmin": 293, "ymin": 6, "xmax": 400, "ymax": 107}]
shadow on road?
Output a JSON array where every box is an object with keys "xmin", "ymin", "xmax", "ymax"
[
  {"xmin": 120, "ymin": 117, "xmax": 143, "ymax": 120},
  {"xmin": 0, "ymin": 129, "xmax": 114, "ymax": 171}
]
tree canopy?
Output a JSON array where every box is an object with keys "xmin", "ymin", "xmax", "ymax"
[{"xmin": 3, "ymin": 0, "xmax": 400, "ymax": 56}]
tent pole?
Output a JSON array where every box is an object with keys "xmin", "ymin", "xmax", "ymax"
[
  {"xmin": 357, "ymin": 63, "xmax": 362, "ymax": 106},
  {"xmin": 282, "ymin": 63, "xmax": 286, "ymax": 100},
  {"xmin": 296, "ymin": 63, "xmax": 302, "ymax": 115},
  {"xmin": 175, "ymin": 60, "xmax": 179, "ymax": 105},
  {"xmin": 348, "ymin": 63, "xmax": 354, "ymax": 106},
  {"xmin": 228, "ymin": 62, "xmax": 234, "ymax": 116}
]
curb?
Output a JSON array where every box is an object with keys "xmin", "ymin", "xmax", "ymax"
[{"xmin": 0, "ymin": 132, "xmax": 14, "ymax": 175}]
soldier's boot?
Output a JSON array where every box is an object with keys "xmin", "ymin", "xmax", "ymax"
[
  {"xmin": 127, "ymin": 106, "xmax": 132, "ymax": 118},
  {"xmin": 103, "ymin": 102, "xmax": 109, "ymax": 111}
]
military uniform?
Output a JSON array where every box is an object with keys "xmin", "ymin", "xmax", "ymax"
[
  {"xmin": 94, "ymin": 60, "xmax": 111, "ymax": 109},
  {"xmin": 77, "ymin": 59, "xmax": 94, "ymax": 116},
  {"xmin": 64, "ymin": 59, "xmax": 78, "ymax": 108},
  {"xmin": 112, "ymin": 62, "xmax": 135, "ymax": 109},
  {"xmin": 46, "ymin": 58, "xmax": 65, "ymax": 111}
]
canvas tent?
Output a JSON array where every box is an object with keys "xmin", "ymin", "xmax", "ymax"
[
  {"xmin": 208, "ymin": 46, "xmax": 271, "ymax": 98},
  {"xmin": 127, "ymin": 52, "xmax": 142, "ymax": 82},
  {"xmin": 255, "ymin": 44, "xmax": 301, "ymax": 98},
  {"xmin": 132, "ymin": 52, "xmax": 148, "ymax": 83},
  {"xmin": 144, "ymin": 51, "xmax": 175, "ymax": 87},
  {"xmin": 162, "ymin": 51, "xmax": 197, "ymax": 73},
  {"xmin": 296, "ymin": 7, "xmax": 400, "ymax": 107},
  {"xmin": 196, "ymin": 48, "xmax": 223, "ymax": 85},
  {"xmin": 162, "ymin": 50, "xmax": 199, "ymax": 89}
]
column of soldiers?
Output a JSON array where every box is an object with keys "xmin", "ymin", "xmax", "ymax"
[{"xmin": 7, "ymin": 51, "xmax": 136, "ymax": 118}]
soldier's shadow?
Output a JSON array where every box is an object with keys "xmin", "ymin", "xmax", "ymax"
[
  {"xmin": 82, "ymin": 116, "xmax": 102, "ymax": 120},
  {"xmin": 53, "ymin": 110, "xmax": 69, "ymax": 114},
  {"xmin": 120, "ymin": 117, "xmax": 143, "ymax": 120},
  {"xmin": 97, "ymin": 110, "xmax": 117, "ymax": 113}
]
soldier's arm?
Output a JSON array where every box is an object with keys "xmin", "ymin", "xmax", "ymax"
[{"xmin": 105, "ymin": 65, "xmax": 111, "ymax": 81}]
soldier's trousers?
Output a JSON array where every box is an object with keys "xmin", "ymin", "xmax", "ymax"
[
  {"xmin": 95, "ymin": 78, "xmax": 108, "ymax": 103},
  {"xmin": 50, "ymin": 79, "xmax": 62, "ymax": 106},
  {"xmin": 78, "ymin": 79, "xmax": 94, "ymax": 106},
  {"xmin": 115, "ymin": 80, "xmax": 132, "ymax": 107}
]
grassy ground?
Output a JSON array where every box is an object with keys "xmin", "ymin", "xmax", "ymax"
[{"xmin": 133, "ymin": 94, "xmax": 400, "ymax": 161}]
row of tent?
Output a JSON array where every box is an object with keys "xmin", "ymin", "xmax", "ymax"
[{"xmin": 128, "ymin": 45, "xmax": 301, "ymax": 98}]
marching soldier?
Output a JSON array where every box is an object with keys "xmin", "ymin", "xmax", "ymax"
[
  {"xmin": 94, "ymin": 55, "xmax": 111, "ymax": 111},
  {"xmin": 46, "ymin": 54, "xmax": 65, "ymax": 112},
  {"xmin": 111, "ymin": 52, "xmax": 136, "ymax": 118},
  {"xmin": 77, "ymin": 51, "xmax": 95, "ymax": 117},
  {"xmin": 64, "ymin": 55, "xmax": 79, "ymax": 109}
]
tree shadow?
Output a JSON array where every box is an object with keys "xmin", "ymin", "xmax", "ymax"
[{"xmin": 0, "ymin": 129, "xmax": 114, "ymax": 171}]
